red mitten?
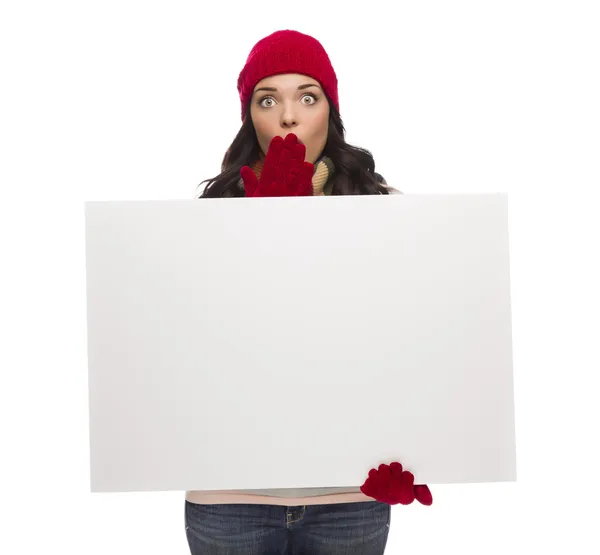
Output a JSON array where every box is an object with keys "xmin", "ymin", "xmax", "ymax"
[
  {"xmin": 240, "ymin": 133, "xmax": 314, "ymax": 197},
  {"xmin": 360, "ymin": 462, "xmax": 433, "ymax": 506}
]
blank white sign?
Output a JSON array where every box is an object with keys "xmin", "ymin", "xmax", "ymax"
[{"xmin": 84, "ymin": 193, "xmax": 516, "ymax": 493}]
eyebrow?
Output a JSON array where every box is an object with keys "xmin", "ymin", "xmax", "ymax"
[{"xmin": 253, "ymin": 83, "xmax": 322, "ymax": 94}]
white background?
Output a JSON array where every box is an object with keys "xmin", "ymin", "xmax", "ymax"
[{"xmin": 1, "ymin": 0, "xmax": 598, "ymax": 553}]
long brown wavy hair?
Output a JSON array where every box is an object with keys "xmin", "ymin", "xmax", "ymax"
[{"xmin": 196, "ymin": 95, "xmax": 391, "ymax": 198}]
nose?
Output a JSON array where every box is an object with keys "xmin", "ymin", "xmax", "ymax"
[{"xmin": 280, "ymin": 104, "xmax": 298, "ymax": 129}]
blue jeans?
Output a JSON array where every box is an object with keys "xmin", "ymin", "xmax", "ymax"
[{"xmin": 185, "ymin": 500, "xmax": 391, "ymax": 554}]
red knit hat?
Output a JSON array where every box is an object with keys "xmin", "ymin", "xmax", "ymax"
[{"xmin": 237, "ymin": 30, "xmax": 339, "ymax": 122}]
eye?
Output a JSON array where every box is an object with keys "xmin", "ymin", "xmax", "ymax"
[
  {"xmin": 258, "ymin": 96, "xmax": 276, "ymax": 108},
  {"xmin": 257, "ymin": 93, "xmax": 318, "ymax": 109},
  {"xmin": 302, "ymin": 93, "xmax": 318, "ymax": 105}
]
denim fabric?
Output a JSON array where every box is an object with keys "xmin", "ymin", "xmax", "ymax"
[{"xmin": 185, "ymin": 500, "xmax": 391, "ymax": 554}]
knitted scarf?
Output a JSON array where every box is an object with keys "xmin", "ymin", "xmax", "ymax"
[{"xmin": 243, "ymin": 152, "xmax": 336, "ymax": 196}]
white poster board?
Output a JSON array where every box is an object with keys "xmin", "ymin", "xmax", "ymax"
[{"xmin": 84, "ymin": 193, "xmax": 516, "ymax": 493}]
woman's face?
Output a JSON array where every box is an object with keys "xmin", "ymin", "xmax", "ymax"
[{"xmin": 249, "ymin": 73, "xmax": 330, "ymax": 165}]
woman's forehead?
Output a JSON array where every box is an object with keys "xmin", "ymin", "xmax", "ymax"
[{"xmin": 254, "ymin": 73, "xmax": 320, "ymax": 90}]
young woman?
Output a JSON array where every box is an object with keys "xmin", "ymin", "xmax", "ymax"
[{"xmin": 186, "ymin": 29, "xmax": 432, "ymax": 555}]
